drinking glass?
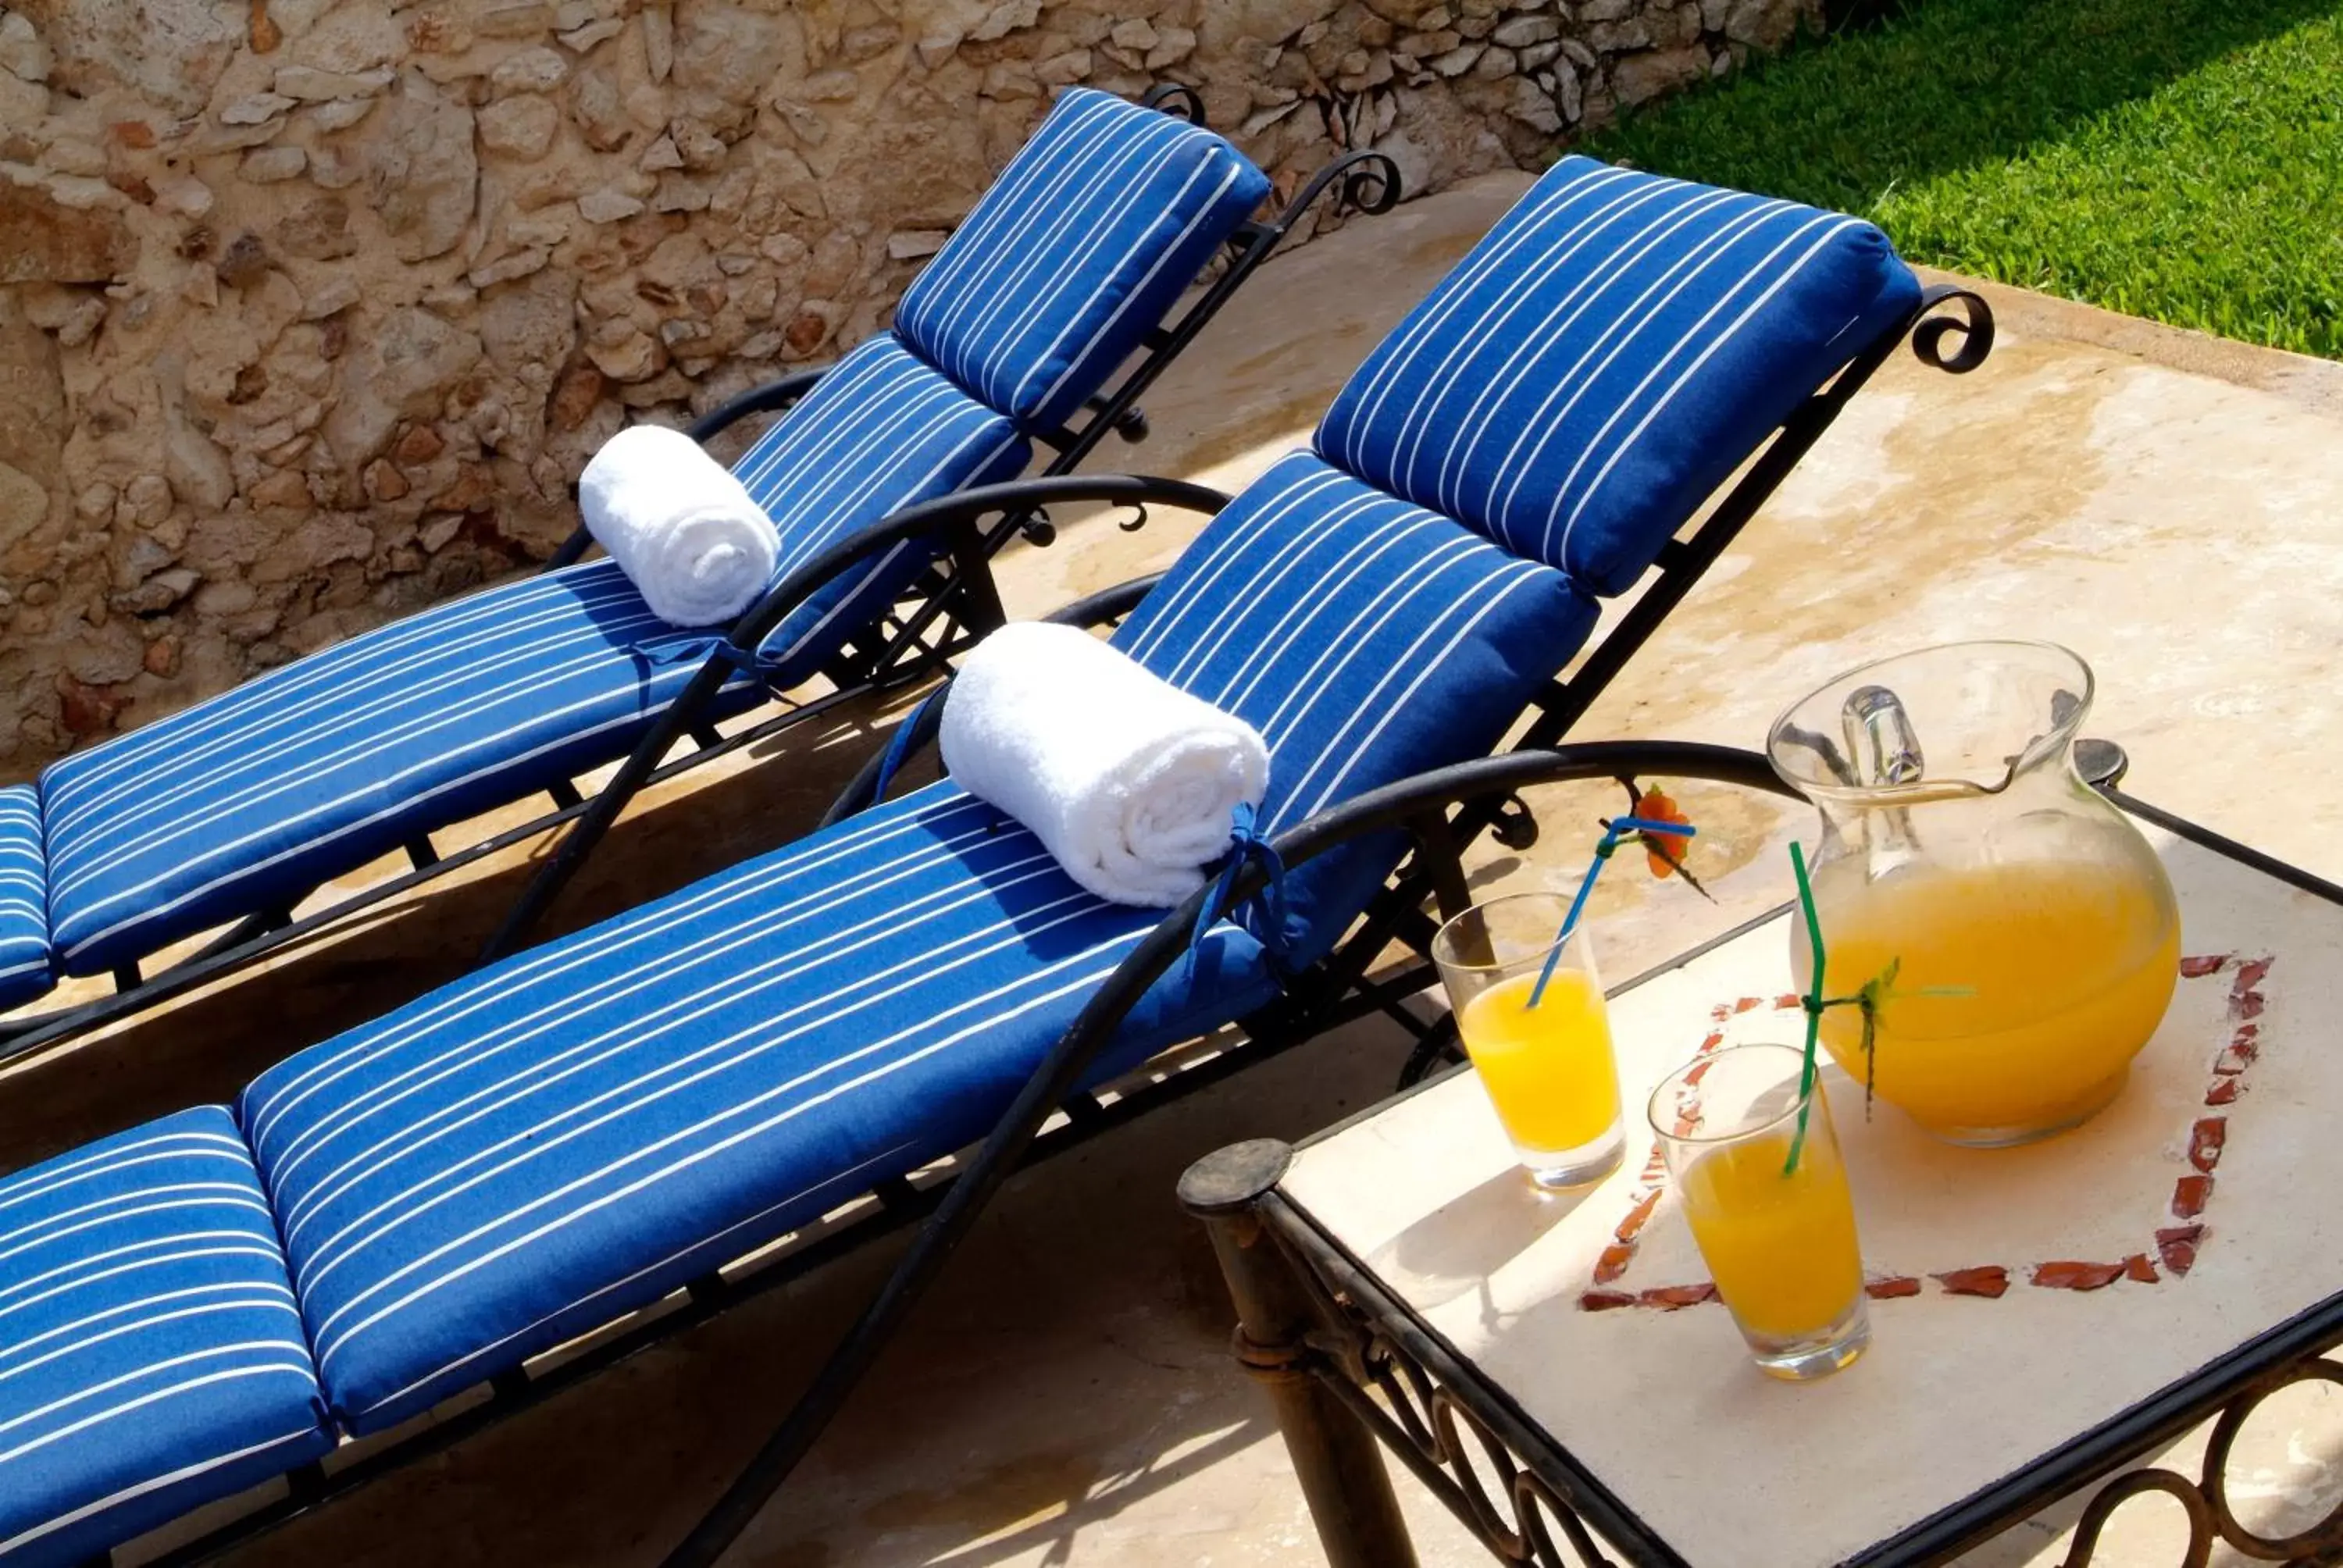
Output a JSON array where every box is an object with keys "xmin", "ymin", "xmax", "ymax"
[
  {"xmin": 1649, "ymin": 1043, "xmax": 1870, "ymax": 1380},
  {"xmin": 1432, "ymin": 892, "xmax": 1624, "ymax": 1189}
]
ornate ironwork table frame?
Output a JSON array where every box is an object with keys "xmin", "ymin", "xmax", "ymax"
[{"xmin": 1182, "ymin": 789, "xmax": 2343, "ymax": 1568}]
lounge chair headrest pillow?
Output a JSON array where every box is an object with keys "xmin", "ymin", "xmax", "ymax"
[
  {"xmin": 892, "ymin": 87, "xmax": 1272, "ymax": 432},
  {"xmin": 1315, "ymin": 155, "xmax": 1922, "ymax": 596},
  {"xmin": 937, "ymin": 621, "xmax": 1268, "ymax": 908}
]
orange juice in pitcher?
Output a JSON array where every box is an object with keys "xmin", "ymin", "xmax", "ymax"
[{"xmin": 1770, "ymin": 644, "xmax": 2181, "ymax": 1146}]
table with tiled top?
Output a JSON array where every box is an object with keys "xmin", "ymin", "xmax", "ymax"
[{"xmin": 1182, "ymin": 796, "xmax": 2343, "ymax": 1567}]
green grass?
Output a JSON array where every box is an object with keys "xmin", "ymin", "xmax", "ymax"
[{"xmin": 1584, "ymin": 0, "xmax": 2343, "ymax": 359}]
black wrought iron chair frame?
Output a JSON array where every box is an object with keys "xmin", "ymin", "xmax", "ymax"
[
  {"xmin": 0, "ymin": 95, "xmax": 1402, "ymax": 1070},
  {"xmin": 119, "ymin": 283, "xmax": 1989, "ymax": 1567}
]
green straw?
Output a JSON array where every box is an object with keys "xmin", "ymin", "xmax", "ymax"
[
  {"xmin": 1784, "ymin": 840, "xmax": 1827, "ymax": 1176},
  {"xmin": 1776, "ymin": 848, "xmax": 1972, "ymax": 1171}
]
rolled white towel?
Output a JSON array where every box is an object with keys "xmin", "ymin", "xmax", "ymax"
[
  {"xmin": 939, "ymin": 622, "xmax": 1270, "ymax": 908},
  {"xmin": 578, "ymin": 423, "xmax": 780, "ymax": 627}
]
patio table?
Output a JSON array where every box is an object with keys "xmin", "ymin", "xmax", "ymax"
[{"xmin": 1181, "ymin": 788, "xmax": 2343, "ymax": 1566}]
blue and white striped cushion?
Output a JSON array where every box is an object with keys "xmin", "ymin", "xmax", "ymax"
[
  {"xmin": 38, "ymin": 341, "xmax": 1019, "ymax": 978},
  {"xmin": 239, "ymin": 789, "xmax": 1278, "ymax": 1433},
  {"xmin": 1315, "ymin": 155, "xmax": 1920, "ymax": 593},
  {"xmin": 34, "ymin": 95, "xmax": 1267, "ymax": 982},
  {"xmin": 0, "ymin": 1108, "xmax": 330, "ymax": 1568},
  {"xmin": 237, "ymin": 451, "xmax": 1592, "ymax": 1435},
  {"xmin": 0, "ymin": 791, "xmax": 49, "ymax": 1013},
  {"xmin": 1111, "ymin": 450, "xmax": 1595, "ymax": 954},
  {"xmin": 738, "ymin": 334, "xmax": 1029, "ymax": 681},
  {"xmin": 892, "ymin": 87, "xmax": 1271, "ymax": 432},
  {"xmin": 38, "ymin": 564, "xmax": 771, "ymax": 978}
]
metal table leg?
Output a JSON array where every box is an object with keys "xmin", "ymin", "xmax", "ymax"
[{"xmin": 1182, "ymin": 1139, "xmax": 1421, "ymax": 1568}]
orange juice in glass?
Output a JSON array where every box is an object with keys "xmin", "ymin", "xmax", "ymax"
[
  {"xmin": 1651, "ymin": 1044, "xmax": 1869, "ymax": 1379},
  {"xmin": 1434, "ymin": 893, "xmax": 1624, "ymax": 1189}
]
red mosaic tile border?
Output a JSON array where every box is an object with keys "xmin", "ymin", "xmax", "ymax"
[{"xmin": 1577, "ymin": 953, "xmax": 2270, "ymax": 1313}]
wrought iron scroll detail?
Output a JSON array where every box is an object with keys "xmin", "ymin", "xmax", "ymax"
[
  {"xmin": 2060, "ymin": 1357, "xmax": 2343, "ymax": 1566},
  {"xmin": 1141, "ymin": 82, "xmax": 1207, "ymax": 123},
  {"xmin": 2061, "ymin": 1470, "xmax": 2214, "ymax": 1568},
  {"xmin": 1268, "ymin": 1226, "xmax": 1622, "ymax": 1567},
  {"xmin": 1910, "ymin": 283, "xmax": 1995, "ymax": 374},
  {"xmin": 1274, "ymin": 148, "xmax": 1406, "ymax": 232}
]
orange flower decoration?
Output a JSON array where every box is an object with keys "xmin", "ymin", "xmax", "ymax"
[{"xmin": 1637, "ymin": 786, "xmax": 1692, "ymax": 878}]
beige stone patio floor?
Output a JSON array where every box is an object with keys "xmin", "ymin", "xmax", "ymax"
[{"xmin": 24, "ymin": 170, "xmax": 2343, "ymax": 1566}]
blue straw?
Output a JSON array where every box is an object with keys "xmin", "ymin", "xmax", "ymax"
[{"xmin": 1525, "ymin": 815, "xmax": 1694, "ymax": 1008}]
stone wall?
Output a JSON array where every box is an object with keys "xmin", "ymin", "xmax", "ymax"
[{"xmin": 0, "ymin": 0, "xmax": 1816, "ymax": 778}]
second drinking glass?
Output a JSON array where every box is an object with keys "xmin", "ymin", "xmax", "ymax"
[
  {"xmin": 1649, "ymin": 1043, "xmax": 1870, "ymax": 1380},
  {"xmin": 1432, "ymin": 891, "xmax": 1624, "ymax": 1189}
]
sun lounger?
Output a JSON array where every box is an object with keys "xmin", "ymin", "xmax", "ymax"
[
  {"xmin": 0, "ymin": 89, "xmax": 1399, "ymax": 1068},
  {"xmin": 0, "ymin": 155, "xmax": 1990, "ymax": 1566}
]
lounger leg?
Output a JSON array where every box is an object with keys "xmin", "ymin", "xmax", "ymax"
[
  {"xmin": 945, "ymin": 534, "xmax": 1007, "ymax": 640},
  {"xmin": 658, "ymin": 878, "xmax": 1236, "ymax": 1567},
  {"xmin": 1182, "ymin": 1141, "xmax": 1419, "ymax": 1568},
  {"xmin": 481, "ymin": 656, "xmax": 734, "ymax": 963}
]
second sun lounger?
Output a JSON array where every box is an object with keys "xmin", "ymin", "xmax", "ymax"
[{"xmin": 0, "ymin": 91, "xmax": 1400, "ymax": 1069}]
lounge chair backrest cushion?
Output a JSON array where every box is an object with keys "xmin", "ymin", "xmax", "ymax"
[
  {"xmin": 735, "ymin": 335, "xmax": 1030, "ymax": 678},
  {"xmin": 1314, "ymin": 155, "xmax": 1920, "ymax": 596},
  {"xmin": 0, "ymin": 787, "xmax": 49, "ymax": 1011},
  {"xmin": 1111, "ymin": 161, "xmax": 1922, "ymax": 956},
  {"xmin": 1111, "ymin": 450, "xmax": 1596, "ymax": 956},
  {"xmin": 892, "ymin": 87, "xmax": 1271, "ymax": 433}
]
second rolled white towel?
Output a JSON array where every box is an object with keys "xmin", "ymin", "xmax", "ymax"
[
  {"xmin": 938, "ymin": 622, "xmax": 1270, "ymax": 908},
  {"xmin": 580, "ymin": 423, "xmax": 780, "ymax": 627}
]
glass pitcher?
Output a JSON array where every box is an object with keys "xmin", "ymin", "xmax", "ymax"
[{"xmin": 1767, "ymin": 642, "xmax": 2181, "ymax": 1147}]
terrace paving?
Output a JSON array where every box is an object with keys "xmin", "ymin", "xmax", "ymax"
[{"xmin": 23, "ymin": 169, "xmax": 2343, "ymax": 1566}]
